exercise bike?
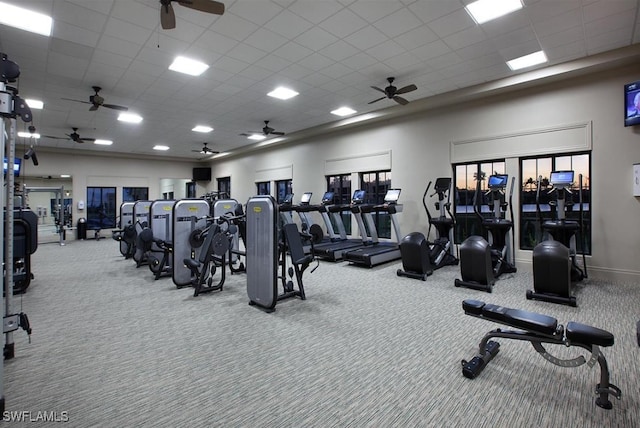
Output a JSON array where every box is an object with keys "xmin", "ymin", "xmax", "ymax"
[
  {"xmin": 454, "ymin": 173, "xmax": 517, "ymax": 292},
  {"xmin": 397, "ymin": 177, "xmax": 458, "ymax": 281},
  {"xmin": 526, "ymin": 171, "xmax": 588, "ymax": 306}
]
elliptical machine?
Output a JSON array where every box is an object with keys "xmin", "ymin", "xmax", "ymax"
[
  {"xmin": 397, "ymin": 177, "xmax": 458, "ymax": 281},
  {"xmin": 455, "ymin": 174, "xmax": 517, "ymax": 292},
  {"xmin": 526, "ymin": 171, "xmax": 588, "ymax": 306}
]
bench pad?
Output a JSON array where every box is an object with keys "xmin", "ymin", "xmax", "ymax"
[{"xmin": 566, "ymin": 321, "xmax": 614, "ymax": 347}]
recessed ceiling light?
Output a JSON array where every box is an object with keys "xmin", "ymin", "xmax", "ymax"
[
  {"xmin": 168, "ymin": 56, "xmax": 209, "ymax": 76},
  {"xmin": 153, "ymin": 145, "xmax": 170, "ymax": 151},
  {"xmin": 331, "ymin": 107, "xmax": 357, "ymax": 117},
  {"xmin": 267, "ymin": 87, "xmax": 299, "ymax": 100},
  {"xmin": 25, "ymin": 99, "xmax": 44, "ymax": 109},
  {"xmin": 118, "ymin": 113, "xmax": 143, "ymax": 123},
  {"xmin": 192, "ymin": 125, "xmax": 213, "ymax": 133},
  {"xmin": 506, "ymin": 50, "xmax": 547, "ymax": 71},
  {"xmin": 465, "ymin": 0, "xmax": 522, "ymax": 25},
  {"xmin": 247, "ymin": 134, "xmax": 266, "ymax": 141},
  {"xmin": 94, "ymin": 139, "xmax": 113, "ymax": 146},
  {"xmin": 0, "ymin": 2, "xmax": 53, "ymax": 36},
  {"xmin": 17, "ymin": 131, "xmax": 40, "ymax": 138}
]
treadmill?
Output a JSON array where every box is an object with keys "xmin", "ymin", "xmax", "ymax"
[
  {"xmin": 312, "ymin": 190, "xmax": 371, "ymax": 261},
  {"xmin": 342, "ymin": 189, "xmax": 403, "ymax": 267}
]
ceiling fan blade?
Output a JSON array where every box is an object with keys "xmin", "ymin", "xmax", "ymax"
[
  {"xmin": 368, "ymin": 97, "xmax": 386, "ymax": 104},
  {"xmin": 395, "ymin": 84, "xmax": 417, "ymax": 95},
  {"xmin": 89, "ymin": 104, "xmax": 99, "ymax": 111},
  {"xmin": 41, "ymin": 135, "xmax": 68, "ymax": 140},
  {"xmin": 161, "ymin": 3, "xmax": 176, "ymax": 29},
  {"xmin": 271, "ymin": 131, "xmax": 285, "ymax": 136},
  {"xmin": 103, "ymin": 103, "xmax": 129, "ymax": 111},
  {"xmin": 371, "ymin": 86, "xmax": 386, "ymax": 94},
  {"xmin": 62, "ymin": 98, "xmax": 92, "ymax": 105},
  {"xmin": 393, "ymin": 96, "xmax": 409, "ymax": 105},
  {"xmin": 178, "ymin": 0, "xmax": 225, "ymax": 15}
]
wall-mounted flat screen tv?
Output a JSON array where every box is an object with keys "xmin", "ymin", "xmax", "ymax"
[{"xmin": 624, "ymin": 80, "xmax": 640, "ymax": 127}]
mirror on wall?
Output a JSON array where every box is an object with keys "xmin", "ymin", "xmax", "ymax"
[{"xmin": 160, "ymin": 178, "xmax": 191, "ymax": 200}]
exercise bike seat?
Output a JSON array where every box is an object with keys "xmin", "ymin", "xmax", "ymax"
[{"xmin": 566, "ymin": 321, "xmax": 614, "ymax": 347}]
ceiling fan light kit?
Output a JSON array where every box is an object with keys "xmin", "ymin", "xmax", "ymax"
[{"xmin": 369, "ymin": 77, "xmax": 417, "ymax": 106}]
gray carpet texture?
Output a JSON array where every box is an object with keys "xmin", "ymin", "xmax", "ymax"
[{"xmin": 3, "ymin": 239, "xmax": 639, "ymax": 427}]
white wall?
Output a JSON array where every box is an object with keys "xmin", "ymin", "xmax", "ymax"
[{"xmin": 209, "ymin": 63, "xmax": 640, "ymax": 282}]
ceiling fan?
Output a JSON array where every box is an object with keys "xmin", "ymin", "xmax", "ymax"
[
  {"xmin": 368, "ymin": 77, "xmax": 417, "ymax": 106},
  {"xmin": 160, "ymin": 0, "xmax": 225, "ymax": 30},
  {"xmin": 192, "ymin": 143, "xmax": 218, "ymax": 154},
  {"xmin": 240, "ymin": 121, "xmax": 285, "ymax": 138},
  {"xmin": 62, "ymin": 86, "xmax": 129, "ymax": 111},
  {"xmin": 42, "ymin": 128, "xmax": 96, "ymax": 144}
]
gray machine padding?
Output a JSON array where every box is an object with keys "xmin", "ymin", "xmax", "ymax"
[
  {"xmin": 133, "ymin": 200, "xmax": 152, "ymax": 228},
  {"xmin": 246, "ymin": 195, "xmax": 278, "ymax": 310},
  {"xmin": 150, "ymin": 200, "xmax": 175, "ymax": 245},
  {"xmin": 172, "ymin": 199, "xmax": 210, "ymax": 287},
  {"xmin": 212, "ymin": 199, "xmax": 240, "ymax": 261},
  {"xmin": 118, "ymin": 202, "xmax": 135, "ymax": 256}
]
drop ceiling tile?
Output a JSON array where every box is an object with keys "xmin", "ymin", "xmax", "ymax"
[
  {"xmin": 111, "ymin": 0, "xmax": 157, "ymax": 30},
  {"xmin": 525, "ymin": 0, "xmax": 581, "ymax": 23},
  {"xmin": 288, "ymin": 0, "xmax": 345, "ymax": 24},
  {"xmin": 347, "ymin": 1, "xmax": 404, "ymax": 23},
  {"xmin": 318, "ymin": 40, "xmax": 360, "ymax": 61},
  {"xmin": 209, "ymin": 12, "xmax": 259, "ymax": 41},
  {"xmin": 300, "ymin": 72, "xmax": 334, "ymax": 87},
  {"xmin": 244, "ymin": 28, "xmax": 289, "ymax": 52},
  {"xmin": 490, "ymin": 27, "xmax": 538, "ymax": 51},
  {"xmin": 545, "ymin": 39, "xmax": 587, "ymax": 60},
  {"xmin": 584, "ymin": 11, "xmax": 635, "ymax": 38},
  {"xmin": 365, "ymin": 39, "xmax": 406, "ymax": 61},
  {"xmin": 427, "ymin": 8, "xmax": 475, "ymax": 38},
  {"xmin": 264, "ymin": 9, "xmax": 315, "ymax": 39},
  {"xmin": 499, "ymin": 39, "xmax": 544, "ymax": 62},
  {"xmin": 278, "ymin": 63, "xmax": 314, "ymax": 80},
  {"xmin": 104, "ymin": 17, "xmax": 154, "ymax": 45},
  {"xmin": 582, "ymin": 0, "xmax": 637, "ymax": 23},
  {"xmin": 344, "ymin": 25, "xmax": 389, "ymax": 50},
  {"xmin": 52, "ymin": 22, "xmax": 101, "ymax": 48},
  {"xmin": 272, "ymin": 41, "xmax": 314, "ymax": 62},
  {"xmin": 195, "ymin": 30, "xmax": 239, "ymax": 56},
  {"xmin": 227, "ymin": 1, "xmax": 283, "ymax": 26},
  {"xmin": 382, "ymin": 51, "xmax": 422, "ymax": 69},
  {"xmin": 67, "ymin": 0, "xmax": 114, "ymax": 15},
  {"xmin": 294, "ymin": 27, "xmax": 340, "ymax": 51},
  {"xmin": 340, "ymin": 51, "xmax": 379, "ymax": 70},
  {"xmin": 52, "ymin": 1, "xmax": 109, "ymax": 33},
  {"xmin": 392, "ymin": 25, "xmax": 440, "ymax": 50},
  {"xmin": 146, "ymin": 34, "xmax": 190, "ymax": 55},
  {"xmin": 226, "ymin": 43, "xmax": 269, "ymax": 64},
  {"xmin": 319, "ymin": 62, "xmax": 353, "ymax": 79},
  {"xmin": 373, "ymin": 7, "xmax": 424, "ymax": 38},
  {"xmin": 532, "ymin": 9, "xmax": 582, "ymax": 37},
  {"xmin": 443, "ymin": 25, "xmax": 486, "ymax": 50},
  {"xmin": 408, "ymin": 1, "xmax": 464, "ymax": 24},
  {"xmin": 46, "ymin": 52, "xmax": 90, "ymax": 80},
  {"xmin": 251, "ymin": 55, "xmax": 292, "ymax": 73},
  {"xmin": 425, "ymin": 51, "xmax": 463, "ymax": 70},
  {"xmin": 212, "ymin": 56, "xmax": 251, "ymax": 74},
  {"xmin": 297, "ymin": 52, "xmax": 335, "ymax": 70},
  {"xmin": 318, "ymin": 7, "xmax": 368, "ymax": 38},
  {"xmin": 586, "ymin": 26, "xmax": 635, "ymax": 52},
  {"xmin": 539, "ymin": 26, "xmax": 585, "ymax": 50},
  {"xmin": 410, "ymin": 39, "xmax": 451, "ymax": 61},
  {"xmin": 128, "ymin": 59, "xmax": 165, "ymax": 78},
  {"xmin": 237, "ymin": 64, "xmax": 275, "ymax": 81},
  {"xmin": 50, "ymin": 38, "xmax": 94, "ymax": 61}
]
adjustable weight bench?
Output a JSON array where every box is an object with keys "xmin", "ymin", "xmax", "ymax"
[{"xmin": 461, "ymin": 299, "xmax": 621, "ymax": 409}]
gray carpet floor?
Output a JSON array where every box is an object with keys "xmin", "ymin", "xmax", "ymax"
[{"xmin": 4, "ymin": 239, "xmax": 640, "ymax": 427}]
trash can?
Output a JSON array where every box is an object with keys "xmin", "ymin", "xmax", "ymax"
[{"xmin": 77, "ymin": 217, "xmax": 87, "ymax": 240}]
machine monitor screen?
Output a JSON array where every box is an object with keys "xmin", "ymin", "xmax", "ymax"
[
  {"xmin": 352, "ymin": 190, "xmax": 366, "ymax": 203},
  {"xmin": 384, "ymin": 189, "xmax": 401, "ymax": 203},
  {"xmin": 321, "ymin": 191, "xmax": 334, "ymax": 203},
  {"xmin": 300, "ymin": 192, "xmax": 312, "ymax": 204},
  {"xmin": 3, "ymin": 157, "xmax": 21, "ymax": 177},
  {"xmin": 549, "ymin": 170, "xmax": 574, "ymax": 186},
  {"xmin": 487, "ymin": 174, "xmax": 508, "ymax": 189},
  {"xmin": 282, "ymin": 193, "xmax": 293, "ymax": 204},
  {"xmin": 434, "ymin": 177, "xmax": 451, "ymax": 192},
  {"xmin": 624, "ymin": 80, "xmax": 640, "ymax": 127}
]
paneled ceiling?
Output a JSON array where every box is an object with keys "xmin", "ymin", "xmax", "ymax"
[{"xmin": 1, "ymin": 0, "xmax": 639, "ymax": 161}]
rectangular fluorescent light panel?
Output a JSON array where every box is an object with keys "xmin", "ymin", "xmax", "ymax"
[
  {"xmin": 25, "ymin": 99, "xmax": 44, "ymax": 109},
  {"xmin": 118, "ymin": 113, "xmax": 143, "ymax": 123},
  {"xmin": 331, "ymin": 107, "xmax": 357, "ymax": 117},
  {"xmin": 507, "ymin": 50, "xmax": 547, "ymax": 70},
  {"xmin": 169, "ymin": 56, "xmax": 209, "ymax": 76},
  {"xmin": 18, "ymin": 131, "xmax": 40, "ymax": 138},
  {"xmin": 0, "ymin": 2, "xmax": 53, "ymax": 36},
  {"xmin": 153, "ymin": 145, "xmax": 170, "ymax": 151},
  {"xmin": 94, "ymin": 139, "xmax": 113, "ymax": 146},
  {"xmin": 247, "ymin": 134, "xmax": 266, "ymax": 141},
  {"xmin": 465, "ymin": 0, "xmax": 522, "ymax": 24},
  {"xmin": 267, "ymin": 87, "xmax": 299, "ymax": 100},
  {"xmin": 192, "ymin": 125, "xmax": 213, "ymax": 133}
]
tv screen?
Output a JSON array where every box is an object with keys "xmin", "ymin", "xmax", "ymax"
[
  {"xmin": 3, "ymin": 157, "xmax": 21, "ymax": 177},
  {"xmin": 192, "ymin": 167, "xmax": 211, "ymax": 181},
  {"xmin": 624, "ymin": 80, "xmax": 640, "ymax": 127}
]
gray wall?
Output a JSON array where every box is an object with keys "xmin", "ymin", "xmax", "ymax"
[{"xmin": 209, "ymin": 63, "xmax": 640, "ymax": 282}]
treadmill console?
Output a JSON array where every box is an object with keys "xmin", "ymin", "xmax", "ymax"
[
  {"xmin": 384, "ymin": 189, "xmax": 401, "ymax": 204},
  {"xmin": 434, "ymin": 177, "xmax": 451, "ymax": 192},
  {"xmin": 352, "ymin": 190, "xmax": 366, "ymax": 204},
  {"xmin": 281, "ymin": 193, "xmax": 293, "ymax": 205},
  {"xmin": 549, "ymin": 170, "xmax": 574, "ymax": 187},
  {"xmin": 488, "ymin": 174, "xmax": 508, "ymax": 190},
  {"xmin": 321, "ymin": 191, "xmax": 334, "ymax": 204},
  {"xmin": 300, "ymin": 192, "xmax": 312, "ymax": 205}
]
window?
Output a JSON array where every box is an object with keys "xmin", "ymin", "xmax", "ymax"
[
  {"xmin": 453, "ymin": 160, "xmax": 506, "ymax": 243},
  {"xmin": 86, "ymin": 187, "xmax": 116, "ymax": 230},
  {"xmin": 256, "ymin": 181, "xmax": 270, "ymax": 196},
  {"xmin": 360, "ymin": 170, "xmax": 392, "ymax": 239},
  {"xmin": 520, "ymin": 152, "xmax": 591, "ymax": 253},
  {"xmin": 275, "ymin": 179, "xmax": 292, "ymax": 204},
  {"xmin": 123, "ymin": 187, "xmax": 148, "ymax": 202},
  {"xmin": 217, "ymin": 176, "xmax": 231, "ymax": 199},
  {"xmin": 326, "ymin": 174, "xmax": 352, "ymax": 235}
]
